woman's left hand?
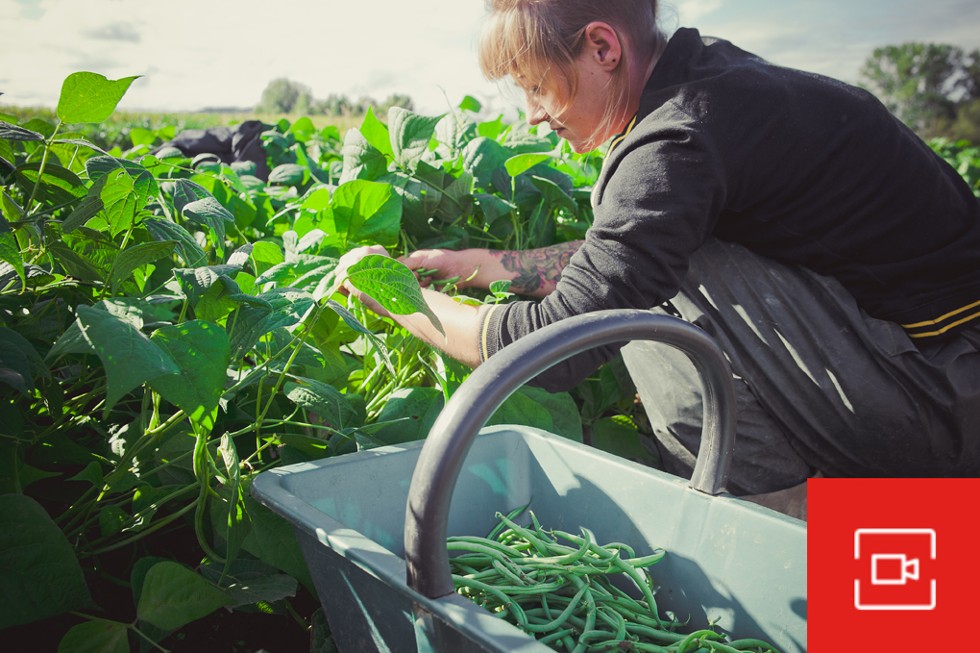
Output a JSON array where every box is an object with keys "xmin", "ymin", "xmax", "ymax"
[{"xmin": 333, "ymin": 244, "xmax": 391, "ymax": 316}]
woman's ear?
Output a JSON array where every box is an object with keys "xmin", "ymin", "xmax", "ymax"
[{"xmin": 583, "ymin": 21, "xmax": 624, "ymax": 71}]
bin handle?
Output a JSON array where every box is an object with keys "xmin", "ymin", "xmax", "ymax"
[{"xmin": 404, "ymin": 309, "xmax": 736, "ymax": 599}]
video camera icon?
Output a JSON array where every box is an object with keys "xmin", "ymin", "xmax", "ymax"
[{"xmin": 854, "ymin": 528, "xmax": 936, "ymax": 611}]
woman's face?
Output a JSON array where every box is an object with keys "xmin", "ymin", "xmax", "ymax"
[{"xmin": 520, "ymin": 50, "xmax": 620, "ymax": 153}]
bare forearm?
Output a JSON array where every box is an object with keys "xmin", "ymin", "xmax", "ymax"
[
  {"xmin": 387, "ymin": 289, "xmax": 487, "ymax": 368},
  {"xmin": 467, "ymin": 240, "xmax": 584, "ymax": 298}
]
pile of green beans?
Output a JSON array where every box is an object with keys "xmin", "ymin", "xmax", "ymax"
[{"xmin": 448, "ymin": 508, "xmax": 780, "ymax": 653}]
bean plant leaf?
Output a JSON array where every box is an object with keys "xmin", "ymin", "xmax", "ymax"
[
  {"xmin": 57, "ymin": 620, "xmax": 129, "ymax": 653},
  {"xmin": 505, "ymin": 152, "xmax": 553, "ymax": 178},
  {"xmin": 56, "ymin": 72, "xmax": 141, "ymax": 124},
  {"xmin": 389, "ymin": 107, "xmax": 444, "ymax": 171},
  {"xmin": 268, "ymin": 163, "xmax": 307, "ymax": 186},
  {"xmin": 345, "ymin": 254, "xmax": 444, "ymax": 335},
  {"xmin": 144, "ymin": 217, "xmax": 208, "ymax": 267},
  {"xmin": 136, "ymin": 561, "xmax": 232, "ymax": 631},
  {"xmin": 149, "ymin": 320, "xmax": 230, "ymax": 426},
  {"xmin": 47, "ymin": 304, "xmax": 180, "ymax": 410},
  {"xmin": 359, "ymin": 107, "xmax": 393, "ymax": 159},
  {"xmin": 285, "ymin": 378, "xmax": 359, "ymax": 430},
  {"xmin": 15, "ymin": 162, "xmax": 86, "ymax": 205},
  {"xmin": 327, "ymin": 179, "xmax": 402, "ymax": 248},
  {"xmin": 200, "ymin": 558, "xmax": 298, "ymax": 608},
  {"xmin": 0, "ymin": 120, "xmax": 45, "ymax": 142},
  {"xmin": 324, "ymin": 299, "xmax": 395, "ymax": 376},
  {"xmin": 371, "ymin": 386, "xmax": 444, "ymax": 445},
  {"xmin": 0, "ymin": 326, "xmax": 44, "ymax": 395},
  {"xmin": 99, "ymin": 168, "xmax": 153, "ymax": 237},
  {"xmin": 110, "ymin": 240, "xmax": 177, "ymax": 293},
  {"xmin": 182, "ymin": 195, "xmax": 234, "ymax": 257},
  {"xmin": 0, "ymin": 494, "xmax": 91, "ymax": 629},
  {"xmin": 0, "ymin": 232, "xmax": 25, "ymax": 288},
  {"xmin": 339, "ymin": 128, "xmax": 388, "ymax": 183}
]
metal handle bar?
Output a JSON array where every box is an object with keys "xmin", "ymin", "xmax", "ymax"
[{"xmin": 403, "ymin": 309, "xmax": 736, "ymax": 599}]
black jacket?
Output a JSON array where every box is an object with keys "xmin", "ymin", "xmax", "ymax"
[{"xmin": 484, "ymin": 28, "xmax": 980, "ymax": 390}]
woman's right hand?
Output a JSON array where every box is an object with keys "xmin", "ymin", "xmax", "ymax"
[{"xmin": 400, "ymin": 248, "xmax": 483, "ymax": 290}]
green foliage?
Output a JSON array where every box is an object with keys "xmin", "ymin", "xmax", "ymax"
[
  {"xmin": 859, "ymin": 43, "xmax": 980, "ymax": 137},
  {"xmin": 929, "ymin": 137, "xmax": 980, "ymax": 197},
  {"xmin": 0, "ymin": 71, "xmax": 616, "ymax": 651}
]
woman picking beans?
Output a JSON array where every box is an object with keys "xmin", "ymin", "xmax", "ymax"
[{"xmin": 336, "ymin": 0, "xmax": 980, "ymax": 516}]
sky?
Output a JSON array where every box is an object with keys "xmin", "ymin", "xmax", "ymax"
[{"xmin": 2, "ymin": 0, "xmax": 980, "ymax": 117}]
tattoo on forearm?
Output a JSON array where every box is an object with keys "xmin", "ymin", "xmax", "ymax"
[{"xmin": 492, "ymin": 242, "xmax": 582, "ymax": 295}]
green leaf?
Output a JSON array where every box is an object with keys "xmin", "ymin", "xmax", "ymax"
[
  {"xmin": 459, "ymin": 95, "xmax": 483, "ymax": 113},
  {"xmin": 57, "ymin": 72, "xmax": 140, "ymax": 124},
  {"xmin": 389, "ymin": 107, "xmax": 444, "ymax": 171},
  {"xmin": 0, "ymin": 120, "xmax": 45, "ymax": 142},
  {"xmin": 359, "ymin": 107, "xmax": 393, "ymax": 159},
  {"xmin": 58, "ymin": 620, "xmax": 129, "ymax": 653},
  {"xmin": 200, "ymin": 558, "xmax": 298, "ymax": 608},
  {"xmin": 0, "ymin": 326, "xmax": 44, "ymax": 395},
  {"xmin": 590, "ymin": 415, "xmax": 659, "ymax": 465},
  {"xmin": 268, "ymin": 163, "xmax": 307, "ymax": 186},
  {"xmin": 182, "ymin": 195, "xmax": 234, "ymax": 258},
  {"xmin": 0, "ymin": 232, "xmax": 24, "ymax": 289},
  {"xmin": 340, "ymin": 128, "xmax": 388, "ymax": 183},
  {"xmin": 371, "ymin": 387, "xmax": 444, "ymax": 445},
  {"xmin": 240, "ymin": 495, "xmax": 312, "ymax": 591},
  {"xmin": 47, "ymin": 304, "xmax": 180, "ymax": 410},
  {"xmin": 227, "ymin": 288, "xmax": 314, "ymax": 360},
  {"xmin": 0, "ymin": 494, "xmax": 91, "ymax": 628},
  {"xmin": 345, "ymin": 254, "xmax": 443, "ymax": 334},
  {"xmin": 323, "ymin": 300, "xmax": 395, "ymax": 377},
  {"xmin": 327, "ymin": 179, "xmax": 402, "ymax": 248},
  {"xmin": 100, "ymin": 168, "xmax": 152, "ymax": 237},
  {"xmin": 285, "ymin": 378, "xmax": 360, "ymax": 430},
  {"xmin": 110, "ymin": 240, "xmax": 176, "ymax": 293},
  {"xmin": 144, "ymin": 217, "xmax": 208, "ymax": 267},
  {"xmin": 149, "ymin": 321, "xmax": 230, "ymax": 426},
  {"xmin": 505, "ymin": 152, "xmax": 553, "ymax": 177},
  {"xmin": 136, "ymin": 561, "xmax": 232, "ymax": 631},
  {"xmin": 15, "ymin": 162, "xmax": 86, "ymax": 205}
]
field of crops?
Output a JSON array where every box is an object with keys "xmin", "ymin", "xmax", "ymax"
[
  {"xmin": 0, "ymin": 73, "xmax": 658, "ymax": 652},
  {"xmin": 1, "ymin": 73, "xmax": 978, "ymax": 653}
]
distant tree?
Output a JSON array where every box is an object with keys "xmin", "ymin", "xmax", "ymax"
[
  {"xmin": 376, "ymin": 94, "xmax": 415, "ymax": 114},
  {"xmin": 859, "ymin": 43, "xmax": 980, "ymax": 136},
  {"xmin": 256, "ymin": 78, "xmax": 314, "ymax": 115}
]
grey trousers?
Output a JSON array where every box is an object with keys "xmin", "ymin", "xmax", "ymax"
[{"xmin": 622, "ymin": 239, "xmax": 980, "ymax": 495}]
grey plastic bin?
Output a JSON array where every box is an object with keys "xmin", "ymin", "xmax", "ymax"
[{"xmin": 251, "ymin": 310, "xmax": 807, "ymax": 652}]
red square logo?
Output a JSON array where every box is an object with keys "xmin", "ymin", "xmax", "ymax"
[{"xmin": 808, "ymin": 478, "xmax": 980, "ymax": 651}]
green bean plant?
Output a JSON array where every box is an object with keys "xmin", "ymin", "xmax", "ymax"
[{"xmin": 0, "ymin": 71, "xmax": 646, "ymax": 652}]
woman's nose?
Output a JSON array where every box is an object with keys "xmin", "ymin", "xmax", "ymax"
[{"xmin": 525, "ymin": 96, "xmax": 548, "ymax": 125}]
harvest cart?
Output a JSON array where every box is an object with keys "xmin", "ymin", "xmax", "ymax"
[{"xmin": 251, "ymin": 310, "xmax": 807, "ymax": 652}]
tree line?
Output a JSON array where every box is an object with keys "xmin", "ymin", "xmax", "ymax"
[
  {"xmin": 255, "ymin": 77, "xmax": 414, "ymax": 117},
  {"xmin": 255, "ymin": 42, "xmax": 979, "ymax": 141},
  {"xmin": 859, "ymin": 42, "xmax": 979, "ymax": 141}
]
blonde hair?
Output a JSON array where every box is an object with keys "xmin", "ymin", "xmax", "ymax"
[{"xmin": 479, "ymin": 0, "xmax": 664, "ymax": 147}]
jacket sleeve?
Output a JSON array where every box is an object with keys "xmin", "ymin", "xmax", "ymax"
[{"xmin": 482, "ymin": 102, "xmax": 729, "ymax": 392}]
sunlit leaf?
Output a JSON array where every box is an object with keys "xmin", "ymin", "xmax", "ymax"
[
  {"xmin": 149, "ymin": 321, "xmax": 230, "ymax": 426},
  {"xmin": 345, "ymin": 254, "xmax": 443, "ymax": 334},
  {"xmin": 57, "ymin": 72, "xmax": 140, "ymax": 124},
  {"xmin": 47, "ymin": 305, "xmax": 180, "ymax": 410},
  {"xmin": 505, "ymin": 152, "xmax": 553, "ymax": 177},
  {"xmin": 389, "ymin": 106, "xmax": 444, "ymax": 171}
]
